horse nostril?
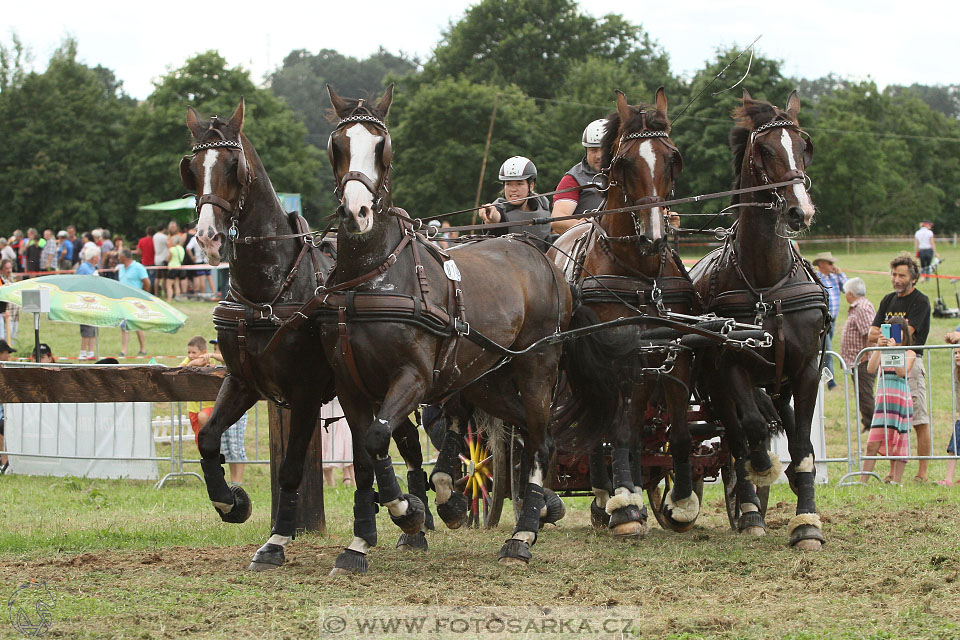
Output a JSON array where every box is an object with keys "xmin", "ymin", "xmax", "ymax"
[{"xmin": 358, "ymin": 206, "xmax": 369, "ymax": 218}]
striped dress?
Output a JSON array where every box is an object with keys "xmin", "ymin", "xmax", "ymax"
[{"xmin": 868, "ymin": 369, "xmax": 912, "ymax": 457}]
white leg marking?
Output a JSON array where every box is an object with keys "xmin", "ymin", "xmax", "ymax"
[
  {"xmin": 433, "ymin": 472, "xmax": 452, "ymax": 504},
  {"xmin": 385, "ymin": 497, "xmax": 409, "ymax": 518},
  {"xmin": 267, "ymin": 534, "xmax": 292, "ymax": 547},
  {"xmin": 593, "ymin": 488, "xmax": 610, "ymax": 509},
  {"xmin": 797, "ymin": 453, "xmax": 815, "ymax": 473},
  {"xmin": 780, "ymin": 128, "xmax": 815, "ymax": 220},
  {"xmin": 741, "ymin": 502, "xmax": 759, "ymax": 513},
  {"xmin": 347, "ymin": 537, "xmax": 371, "ymax": 553},
  {"xmin": 343, "ymin": 124, "xmax": 381, "ymax": 232},
  {"xmin": 514, "ymin": 530, "xmax": 536, "ymax": 544},
  {"xmin": 212, "ymin": 500, "xmax": 233, "ymax": 514}
]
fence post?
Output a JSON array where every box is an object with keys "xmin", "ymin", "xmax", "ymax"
[{"xmin": 268, "ymin": 404, "xmax": 325, "ymax": 533}]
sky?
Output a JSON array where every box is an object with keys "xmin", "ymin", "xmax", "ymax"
[{"xmin": 4, "ymin": 0, "xmax": 957, "ymax": 100}]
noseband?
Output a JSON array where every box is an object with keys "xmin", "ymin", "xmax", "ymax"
[
  {"xmin": 329, "ymin": 104, "xmax": 394, "ymax": 214},
  {"xmin": 747, "ymin": 118, "xmax": 812, "ymax": 212}
]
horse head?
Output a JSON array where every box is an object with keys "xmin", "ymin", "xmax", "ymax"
[
  {"xmin": 602, "ymin": 88, "xmax": 683, "ymax": 255},
  {"xmin": 179, "ymin": 100, "xmax": 254, "ymax": 266},
  {"xmin": 732, "ymin": 90, "xmax": 815, "ymax": 231},
  {"xmin": 326, "ymin": 84, "xmax": 394, "ymax": 236}
]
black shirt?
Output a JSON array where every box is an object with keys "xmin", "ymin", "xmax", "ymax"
[{"xmin": 872, "ymin": 288, "xmax": 931, "ymax": 346}]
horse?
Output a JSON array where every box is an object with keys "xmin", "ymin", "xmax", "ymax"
[
  {"xmin": 319, "ymin": 84, "xmax": 572, "ymax": 571},
  {"xmin": 689, "ymin": 90, "xmax": 828, "ymax": 550},
  {"xmin": 552, "ymin": 89, "xmax": 701, "ymax": 537},
  {"xmin": 179, "ymin": 100, "xmax": 435, "ymax": 572}
]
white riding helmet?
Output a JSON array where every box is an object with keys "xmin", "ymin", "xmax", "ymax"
[
  {"xmin": 582, "ymin": 119, "xmax": 607, "ymax": 148},
  {"xmin": 498, "ymin": 156, "xmax": 537, "ymax": 182}
]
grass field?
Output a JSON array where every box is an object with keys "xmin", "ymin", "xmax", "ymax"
[{"xmin": 2, "ymin": 243, "xmax": 960, "ymax": 638}]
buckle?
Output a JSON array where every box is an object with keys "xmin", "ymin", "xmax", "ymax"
[{"xmin": 458, "ymin": 321, "xmax": 471, "ymax": 336}]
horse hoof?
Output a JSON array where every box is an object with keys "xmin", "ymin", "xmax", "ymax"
[
  {"xmin": 610, "ymin": 521, "xmax": 646, "ymax": 538},
  {"xmin": 590, "ymin": 498, "xmax": 611, "ymax": 529},
  {"xmin": 743, "ymin": 526, "xmax": 766, "ymax": 537},
  {"xmin": 608, "ymin": 505, "xmax": 647, "ymax": 538},
  {"xmin": 497, "ymin": 539, "xmax": 531, "ymax": 566},
  {"xmin": 436, "ymin": 491, "xmax": 469, "ymax": 530},
  {"xmin": 789, "ymin": 522, "xmax": 826, "ymax": 550},
  {"xmin": 737, "ymin": 510, "xmax": 766, "ymax": 536},
  {"xmin": 794, "ymin": 538, "xmax": 823, "ymax": 551},
  {"xmin": 390, "ymin": 494, "xmax": 425, "ymax": 535},
  {"xmin": 217, "ymin": 485, "xmax": 252, "ymax": 524},
  {"xmin": 247, "ymin": 542, "xmax": 284, "ymax": 571},
  {"xmin": 329, "ymin": 549, "xmax": 368, "ymax": 575},
  {"xmin": 396, "ymin": 531, "xmax": 428, "ymax": 552},
  {"xmin": 539, "ymin": 489, "xmax": 565, "ymax": 529}
]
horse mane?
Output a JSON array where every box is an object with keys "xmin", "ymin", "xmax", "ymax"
[{"xmin": 600, "ymin": 102, "xmax": 670, "ymax": 170}]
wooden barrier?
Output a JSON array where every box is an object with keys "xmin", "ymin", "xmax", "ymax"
[{"xmin": 268, "ymin": 406, "xmax": 325, "ymax": 533}]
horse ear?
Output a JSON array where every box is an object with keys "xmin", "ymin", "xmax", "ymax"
[
  {"xmin": 785, "ymin": 90, "xmax": 801, "ymax": 120},
  {"xmin": 655, "ymin": 86, "xmax": 668, "ymax": 116},
  {"xmin": 179, "ymin": 156, "xmax": 195, "ymax": 192},
  {"xmin": 327, "ymin": 84, "xmax": 349, "ymax": 117},
  {"xmin": 186, "ymin": 106, "xmax": 205, "ymax": 140},
  {"xmin": 376, "ymin": 83, "xmax": 394, "ymax": 119},
  {"xmin": 615, "ymin": 90, "xmax": 632, "ymax": 126},
  {"xmin": 228, "ymin": 98, "xmax": 245, "ymax": 133},
  {"xmin": 742, "ymin": 89, "xmax": 753, "ymax": 102}
]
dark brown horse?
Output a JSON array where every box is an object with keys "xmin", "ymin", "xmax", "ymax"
[
  {"xmin": 180, "ymin": 100, "xmax": 434, "ymax": 572},
  {"xmin": 552, "ymin": 89, "xmax": 700, "ymax": 537},
  {"xmin": 689, "ymin": 91, "xmax": 828, "ymax": 549},
  {"xmin": 321, "ymin": 84, "xmax": 572, "ymax": 571}
]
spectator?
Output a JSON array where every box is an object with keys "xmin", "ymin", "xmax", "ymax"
[
  {"xmin": 181, "ymin": 336, "xmax": 216, "ymax": 446},
  {"xmin": 869, "ymin": 253, "xmax": 931, "ymax": 483},
  {"xmin": 92, "ymin": 228, "xmax": 103, "ymax": 247},
  {"xmin": 862, "ymin": 317, "xmax": 914, "ymax": 485},
  {"xmin": 79, "ymin": 232, "xmax": 97, "ymax": 261},
  {"xmin": 101, "ymin": 236, "xmax": 122, "ymax": 281},
  {"xmin": 39, "ymin": 230, "xmax": 58, "ymax": 271},
  {"xmin": 940, "ymin": 350, "xmax": 960, "ymax": 487},
  {"xmin": 21, "ymin": 228, "xmax": 44, "ymax": 274},
  {"xmin": 186, "ymin": 228, "xmax": 213, "ymax": 295},
  {"xmin": 137, "ymin": 226, "xmax": 157, "ymax": 293},
  {"xmin": 66, "ymin": 226, "xmax": 80, "ymax": 266},
  {"xmin": 812, "ymin": 252, "xmax": 847, "ymax": 390},
  {"xmin": 56, "ymin": 231, "xmax": 73, "ymax": 271},
  {"xmin": 0, "ymin": 259, "xmax": 18, "ymax": 342},
  {"xmin": 37, "ymin": 342, "xmax": 54, "ymax": 364},
  {"xmin": 207, "ymin": 339, "xmax": 248, "ymax": 485},
  {"xmin": 76, "ymin": 246, "xmax": 100, "ymax": 359},
  {"xmin": 0, "ymin": 239, "xmax": 15, "ymax": 266},
  {"xmin": 116, "ymin": 249, "xmax": 149, "ymax": 357},
  {"xmin": 166, "ymin": 226, "xmax": 185, "ymax": 301},
  {"xmin": 321, "ymin": 397, "xmax": 355, "ymax": 487},
  {"xmin": 841, "ymin": 278, "xmax": 877, "ymax": 431},
  {"xmin": 914, "ymin": 221, "xmax": 939, "ymax": 281},
  {"xmin": 100, "ymin": 230, "xmax": 114, "ymax": 255},
  {"xmin": 0, "ymin": 339, "xmax": 13, "ymax": 475},
  {"xmin": 10, "ymin": 230, "xmax": 24, "ymax": 272},
  {"xmin": 153, "ymin": 226, "xmax": 170, "ymax": 296}
]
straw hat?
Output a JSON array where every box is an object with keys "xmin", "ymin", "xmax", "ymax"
[{"xmin": 812, "ymin": 251, "xmax": 837, "ymax": 265}]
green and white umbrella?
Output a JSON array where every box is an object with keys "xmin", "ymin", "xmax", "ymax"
[{"xmin": 0, "ymin": 275, "xmax": 187, "ymax": 333}]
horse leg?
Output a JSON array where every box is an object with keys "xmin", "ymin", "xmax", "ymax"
[
  {"xmin": 429, "ymin": 402, "xmax": 471, "ymax": 530},
  {"xmin": 604, "ymin": 387, "xmax": 648, "ymax": 539},
  {"xmin": 662, "ymin": 357, "xmax": 700, "ymax": 525},
  {"xmin": 394, "ymin": 415, "xmax": 432, "ymax": 551},
  {"xmin": 726, "ymin": 369, "xmax": 782, "ymax": 487},
  {"xmin": 714, "ymin": 387, "xmax": 766, "ymax": 536},
  {"xmin": 780, "ymin": 366, "xmax": 826, "ymax": 551},
  {"xmin": 248, "ymin": 397, "xmax": 323, "ymax": 571},
  {"xmin": 197, "ymin": 374, "xmax": 258, "ymax": 524},
  {"xmin": 588, "ymin": 443, "xmax": 612, "ymax": 529},
  {"xmin": 330, "ymin": 393, "xmax": 378, "ymax": 576}
]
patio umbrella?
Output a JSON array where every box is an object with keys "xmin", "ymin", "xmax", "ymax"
[{"xmin": 0, "ymin": 275, "xmax": 187, "ymax": 333}]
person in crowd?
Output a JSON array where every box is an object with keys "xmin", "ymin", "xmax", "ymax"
[
  {"xmin": 941, "ymin": 349, "xmax": 960, "ymax": 487},
  {"xmin": 117, "ymin": 249, "xmax": 148, "ymax": 357},
  {"xmin": 100, "ymin": 230, "xmax": 114, "ymax": 255},
  {"xmin": 812, "ymin": 252, "xmax": 847, "ymax": 389},
  {"xmin": 841, "ymin": 278, "xmax": 877, "ymax": 431},
  {"xmin": 478, "ymin": 156, "xmax": 551, "ymax": 250},
  {"xmin": 181, "ymin": 222, "xmax": 197, "ymax": 295},
  {"xmin": 37, "ymin": 343, "xmax": 54, "ymax": 364},
  {"xmin": 56, "ymin": 231, "xmax": 73, "ymax": 271},
  {"xmin": 153, "ymin": 225, "xmax": 170, "ymax": 297},
  {"xmin": 862, "ymin": 317, "xmax": 914, "ymax": 485},
  {"xmin": 10, "ymin": 230, "xmax": 24, "ymax": 272},
  {"xmin": 321, "ymin": 397, "xmax": 355, "ymax": 487},
  {"xmin": 79, "ymin": 232, "xmax": 97, "ymax": 261},
  {"xmin": 136, "ymin": 226, "xmax": 156, "ymax": 293},
  {"xmin": 551, "ymin": 119, "xmax": 607, "ymax": 235},
  {"xmin": 39, "ymin": 229, "xmax": 58, "ymax": 272},
  {"xmin": 66, "ymin": 226, "xmax": 80, "ymax": 266},
  {"xmin": 76, "ymin": 245, "xmax": 100, "ymax": 359},
  {"xmin": 21, "ymin": 228, "xmax": 44, "ymax": 274},
  {"xmin": 869, "ymin": 253, "xmax": 932, "ymax": 483},
  {"xmin": 0, "ymin": 259, "xmax": 18, "ymax": 342},
  {"xmin": 182, "ymin": 336, "xmax": 216, "ymax": 448},
  {"xmin": 914, "ymin": 221, "xmax": 939, "ymax": 281},
  {"xmin": 0, "ymin": 238, "xmax": 15, "ymax": 265},
  {"xmin": 0, "ymin": 339, "xmax": 13, "ymax": 475},
  {"xmin": 166, "ymin": 226, "xmax": 185, "ymax": 301},
  {"xmin": 186, "ymin": 228, "xmax": 214, "ymax": 295},
  {"xmin": 205, "ymin": 338, "xmax": 247, "ymax": 485}
]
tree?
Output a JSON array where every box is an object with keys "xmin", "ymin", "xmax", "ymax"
[
  {"xmin": 0, "ymin": 37, "xmax": 137, "ymax": 234},
  {"xmin": 123, "ymin": 51, "xmax": 328, "ymax": 229}
]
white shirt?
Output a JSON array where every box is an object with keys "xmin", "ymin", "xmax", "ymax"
[
  {"xmin": 153, "ymin": 231, "xmax": 170, "ymax": 264},
  {"xmin": 915, "ymin": 227, "xmax": 934, "ymax": 249},
  {"xmin": 186, "ymin": 235, "xmax": 207, "ymax": 264}
]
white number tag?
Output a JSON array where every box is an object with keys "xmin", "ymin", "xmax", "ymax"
[{"xmin": 443, "ymin": 259, "xmax": 462, "ymax": 281}]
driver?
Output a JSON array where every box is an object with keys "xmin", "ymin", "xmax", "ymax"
[
  {"xmin": 550, "ymin": 119, "xmax": 607, "ymax": 234},
  {"xmin": 477, "ymin": 156, "xmax": 551, "ymax": 250}
]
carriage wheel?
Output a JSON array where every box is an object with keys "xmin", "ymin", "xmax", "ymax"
[
  {"xmin": 721, "ymin": 458, "xmax": 771, "ymax": 531},
  {"xmin": 647, "ymin": 470, "xmax": 705, "ymax": 533},
  {"xmin": 461, "ymin": 423, "xmax": 505, "ymax": 528}
]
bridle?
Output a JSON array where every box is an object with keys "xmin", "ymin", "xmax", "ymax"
[
  {"xmin": 744, "ymin": 117, "xmax": 812, "ymax": 213},
  {"xmin": 328, "ymin": 102, "xmax": 394, "ymax": 215}
]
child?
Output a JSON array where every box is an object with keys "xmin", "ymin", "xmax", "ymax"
[
  {"xmin": 938, "ymin": 349, "xmax": 960, "ymax": 486},
  {"xmin": 862, "ymin": 317, "xmax": 914, "ymax": 485},
  {"xmin": 182, "ymin": 336, "xmax": 215, "ymax": 447}
]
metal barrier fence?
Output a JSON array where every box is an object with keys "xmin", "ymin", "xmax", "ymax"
[{"xmin": 838, "ymin": 343, "xmax": 960, "ymax": 486}]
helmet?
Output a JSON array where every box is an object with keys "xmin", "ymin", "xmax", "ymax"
[
  {"xmin": 498, "ymin": 156, "xmax": 537, "ymax": 182},
  {"xmin": 582, "ymin": 119, "xmax": 607, "ymax": 148}
]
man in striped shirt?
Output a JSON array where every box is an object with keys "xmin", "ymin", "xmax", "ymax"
[
  {"xmin": 840, "ymin": 278, "xmax": 876, "ymax": 431},
  {"xmin": 813, "ymin": 252, "xmax": 848, "ymax": 389}
]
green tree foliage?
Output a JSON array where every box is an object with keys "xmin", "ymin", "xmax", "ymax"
[
  {"xmin": 0, "ymin": 37, "xmax": 137, "ymax": 234},
  {"xmin": 123, "ymin": 51, "xmax": 327, "ymax": 230},
  {"xmin": 268, "ymin": 48, "xmax": 417, "ymax": 149},
  {"xmin": 390, "ymin": 78, "xmax": 550, "ymax": 224}
]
